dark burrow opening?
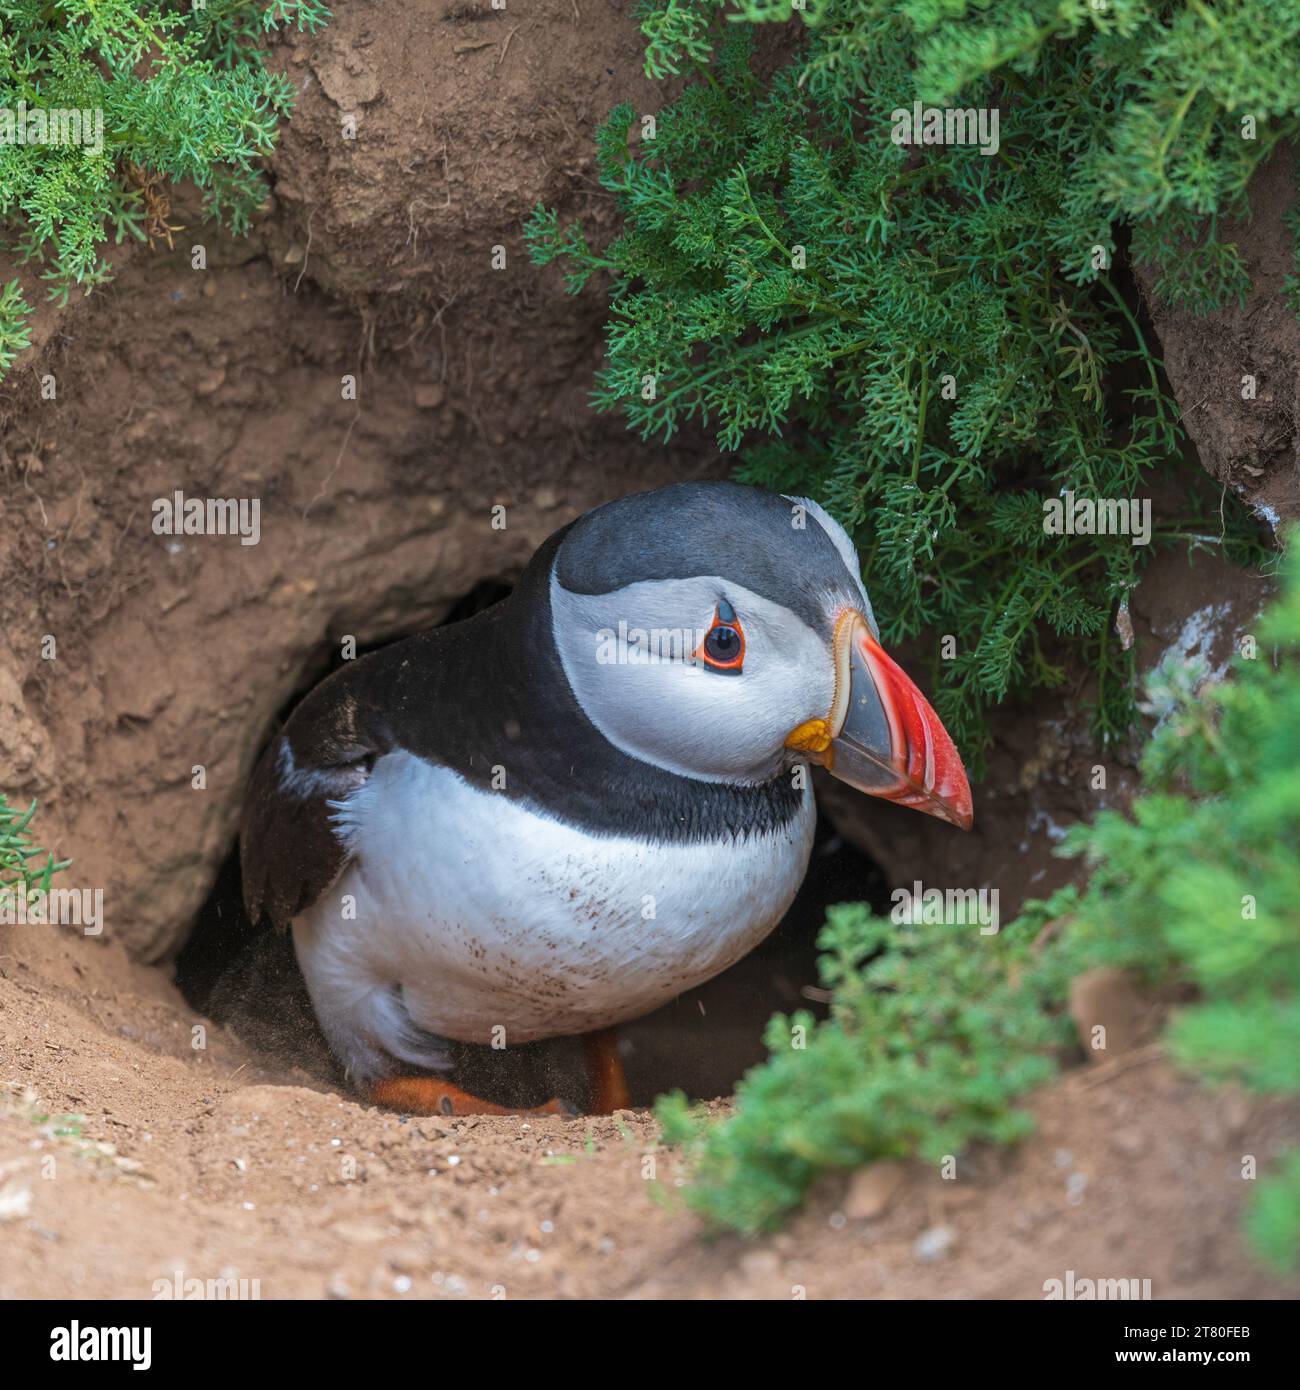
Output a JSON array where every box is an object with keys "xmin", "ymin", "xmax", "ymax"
[{"xmin": 176, "ymin": 580, "xmax": 890, "ymax": 1108}]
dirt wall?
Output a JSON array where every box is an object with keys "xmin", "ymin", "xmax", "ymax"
[{"xmin": 1135, "ymin": 142, "xmax": 1300, "ymax": 535}]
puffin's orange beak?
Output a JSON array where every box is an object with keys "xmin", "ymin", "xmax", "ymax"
[{"xmin": 785, "ymin": 611, "xmax": 974, "ymax": 830}]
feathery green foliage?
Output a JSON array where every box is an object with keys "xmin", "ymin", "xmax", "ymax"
[
  {"xmin": 528, "ymin": 1, "xmax": 1281, "ymax": 765},
  {"xmin": 0, "ymin": 794, "xmax": 69, "ymax": 910},
  {"xmin": 661, "ymin": 547, "xmax": 1300, "ymax": 1266},
  {"xmin": 0, "ymin": 0, "xmax": 329, "ymax": 370},
  {"xmin": 1039, "ymin": 547, "xmax": 1300, "ymax": 1271},
  {"xmin": 657, "ymin": 897, "xmax": 1062, "ymax": 1236},
  {"xmin": 0, "ymin": 275, "xmax": 30, "ymax": 371}
]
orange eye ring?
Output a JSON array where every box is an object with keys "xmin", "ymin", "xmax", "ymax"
[{"xmin": 697, "ymin": 600, "xmax": 745, "ymax": 673}]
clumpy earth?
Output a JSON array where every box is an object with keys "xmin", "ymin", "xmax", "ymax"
[
  {"xmin": 0, "ymin": 0, "xmax": 704, "ymax": 969},
  {"xmin": 2, "ymin": 924, "xmax": 1298, "ymax": 1300},
  {"xmin": 1135, "ymin": 140, "xmax": 1300, "ymax": 535}
]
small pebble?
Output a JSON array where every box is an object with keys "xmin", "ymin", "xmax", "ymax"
[{"xmin": 914, "ymin": 1225, "xmax": 956, "ymax": 1262}]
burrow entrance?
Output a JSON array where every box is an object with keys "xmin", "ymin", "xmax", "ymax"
[{"xmin": 175, "ymin": 582, "xmax": 889, "ymax": 1107}]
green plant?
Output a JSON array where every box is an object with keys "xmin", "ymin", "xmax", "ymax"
[
  {"xmin": 0, "ymin": 276, "xmax": 30, "ymax": 371},
  {"xmin": 1037, "ymin": 547, "xmax": 1300, "ymax": 1272},
  {"xmin": 0, "ymin": 0, "xmax": 329, "ymax": 364},
  {"xmin": 660, "ymin": 545, "xmax": 1300, "ymax": 1269},
  {"xmin": 637, "ymin": 0, "xmax": 1300, "ymax": 304},
  {"xmin": 528, "ymin": 1, "xmax": 1281, "ymax": 766},
  {"xmin": 0, "ymin": 794, "xmax": 69, "ymax": 910},
  {"xmin": 658, "ymin": 898, "xmax": 1062, "ymax": 1235}
]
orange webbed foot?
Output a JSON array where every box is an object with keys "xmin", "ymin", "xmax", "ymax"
[
  {"xmin": 583, "ymin": 1027, "xmax": 631, "ymax": 1113},
  {"xmin": 371, "ymin": 1076, "xmax": 571, "ymax": 1117}
]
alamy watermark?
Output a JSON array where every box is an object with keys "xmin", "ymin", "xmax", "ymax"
[
  {"xmin": 1, "ymin": 102, "xmax": 103, "ymax": 156},
  {"xmin": 152, "ymin": 1270, "xmax": 262, "ymax": 1300},
  {"xmin": 891, "ymin": 880, "xmax": 999, "ymax": 935},
  {"xmin": 890, "ymin": 102, "xmax": 1000, "ymax": 157},
  {"xmin": 595, "ymin": 621, "xmax": 707, "ymax": 668},
  {"xmin": 49, "ymin": 1323, "xmax": 150, "ymax": 1370},
  {"xmin": 152, "ymin": 490, "xmax": 261, "ymax": 546},
  {"xmin": 1043, "ymin": 490, "xmax": 1152, "ymax": 546},
  {"xmin": 0, "ymin": 885, "xmax": 102, "ymax": 934},
  {"xmin": 1043, "ymin": 1269, "xmax": 1152, "ymax": 1300}
]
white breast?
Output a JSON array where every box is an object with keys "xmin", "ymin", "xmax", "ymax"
[{"xmin": 292, "ymin": 750, "xmax": 814, "ymax": 1076}]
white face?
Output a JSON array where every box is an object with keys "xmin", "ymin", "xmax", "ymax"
[
  {"xmin": 549, "ymin": 496, "xmax": 873, "ymax": 785},
  {"xmin": 550, "ymin": 573, "xmax": 838, "ymax": 784}
]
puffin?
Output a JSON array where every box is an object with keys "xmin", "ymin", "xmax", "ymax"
[{"xmin": 240, "ymin": 481, "xmax": 972, "ymax": 1115}]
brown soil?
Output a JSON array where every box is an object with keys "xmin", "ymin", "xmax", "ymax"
[
  {"xmin": 1135, "ymin": 141, "xmax": 1300, "ymax": 534},
  {"xmin": 3, "ymin": 924, "xmax": 1297, "ymax": 1300},
  {"xmin": 0, "ymin": 176, "xmax": 705, "ymax": 967},
  {"xmin": 0, "ymin": 0, "xmax": 711, "ymax": 967}
]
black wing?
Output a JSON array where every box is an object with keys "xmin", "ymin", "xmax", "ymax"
[{"xmin": 240, "ymin": 666, "xmax": 391, "ymax": 932}]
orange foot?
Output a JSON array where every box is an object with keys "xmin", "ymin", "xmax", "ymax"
[
  {"xmin": 371, "ymin": 1076, "xmax": 570, "ymax": 1118},
  {"xmin": 583, "ymin": 1027, "xmax": 631, "ymax": 1113}
]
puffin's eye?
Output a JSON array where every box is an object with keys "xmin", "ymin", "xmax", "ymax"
[{"xmin": 699, "ymin": 601, "xmax": 745, "ymax": 673}]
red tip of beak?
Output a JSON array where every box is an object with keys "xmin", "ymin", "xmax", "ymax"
[{"xmin": 859, "ymin": 631, "xmax": 974, "ymax": 831}]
